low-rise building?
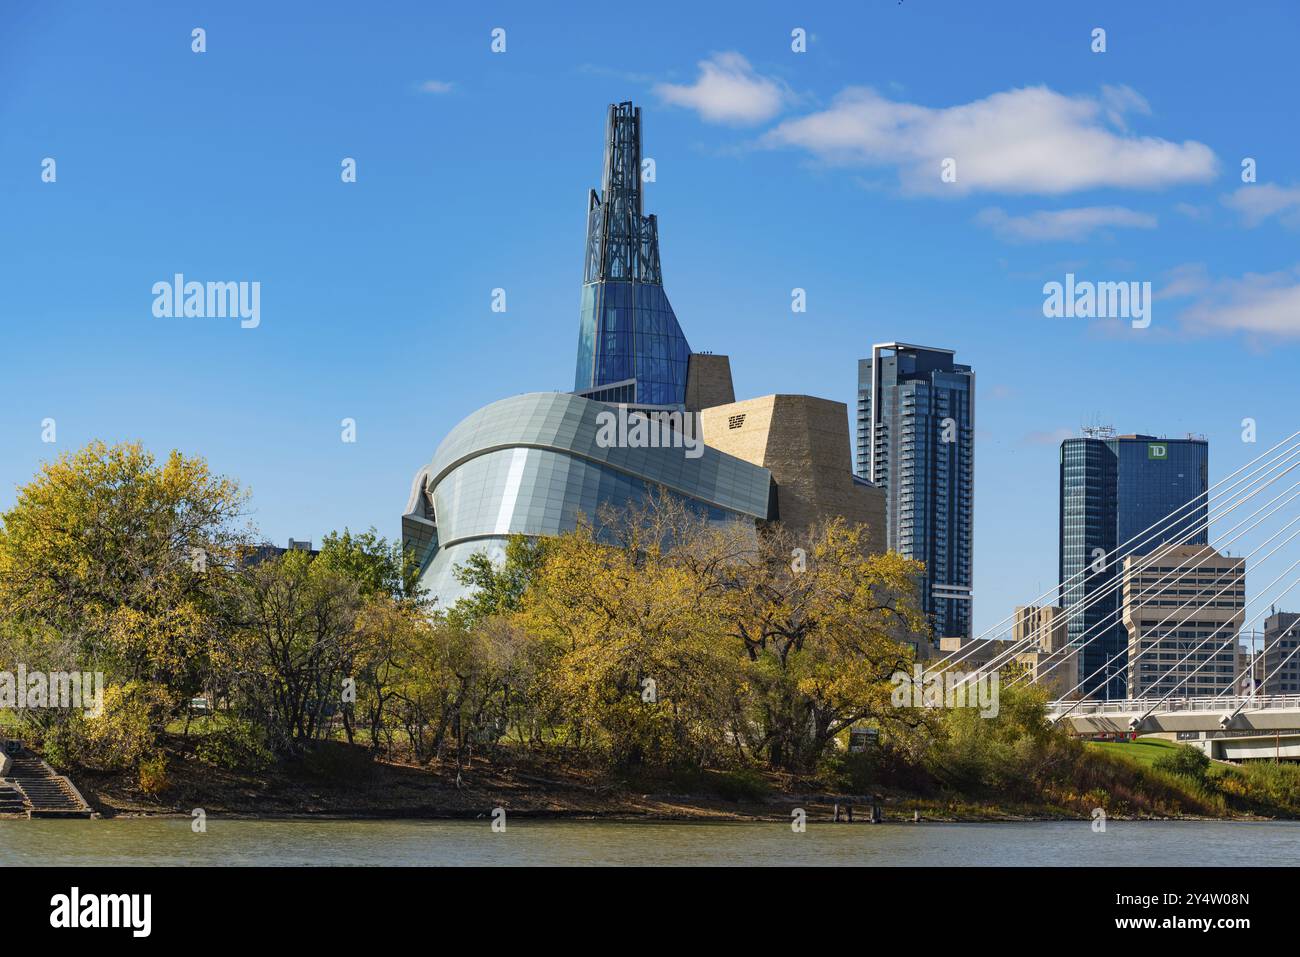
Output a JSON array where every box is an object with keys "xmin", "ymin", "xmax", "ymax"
[
  {"xmin": 1010, "ymin": 605, "xmax": 1080, "ymax": 699},
  {"xmin": 1123, "ymin": 545, "xmax": 1245, "ymax": 698},
  {"xmin": 934, "ymin": 606, "xmax": 1081, "ymax": 699},
  {"xmin": 1260, "ymin": 611, "xmax": 1300, "ymax": 695}
]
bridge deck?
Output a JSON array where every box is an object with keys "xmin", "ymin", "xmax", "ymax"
[{"xmin": 1047, "ymin": 695, "xmax": 1300, "ymax": 734}]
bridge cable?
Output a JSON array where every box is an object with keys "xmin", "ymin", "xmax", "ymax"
[
  {"xmin": 1019, "ymin": 479, "xmax": 1300, "ymax": 691},
  {"xmin": 931, "ymin": 434, "xmax": 1300, "ymax": 674},
  {"xmin": 1049, "ymin": 504, "xmax": 1300, "ymax": 716},
  {"xmin": 957, "ymin": 455, "xmax": 1300, "ymax": 687},
  {"xmin": 926, "ymin": 431, "xmax": 1300, "ymax": 672},
  {"xmin": 1136, "ymin": 557, "xmax": 1300, "ymax": 722}
]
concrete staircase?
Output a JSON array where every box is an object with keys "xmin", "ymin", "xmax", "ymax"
[
  {"xmin": 2, "ymin": 749, "xmax": 94, "ymax": 818},
  {"xmin": 0, "ymin": 783, "xmax": 26, "ymax": 814}
]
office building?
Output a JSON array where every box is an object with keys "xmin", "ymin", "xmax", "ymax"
[
  {"xmin": 1060, "ymin": 429, "xmax": 1209, "ymax": 699},
  {"xmin": 239, "ymin": 538, "xmax": 319, "ymax": 566},
  {"xmin": 857, "ymin": 343, "xmax": 974, "ymax": 641},
  {"xmin": 937, "ymin": 605, "xmax": 1080, "ymax": 699}
]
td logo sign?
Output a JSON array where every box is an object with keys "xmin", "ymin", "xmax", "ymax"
[{"xmin": 1148, "ymin": 442, "xmax": 1168, "ymax": 460}]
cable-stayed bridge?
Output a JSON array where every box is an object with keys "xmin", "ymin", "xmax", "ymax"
[
  {"xmin": 927, "ymin": 431, "xmax": 1300, "ymax": 752},
  {"xmin": 1046, "ymin": 695, "xmax": 1300, "ymax": 760},
  {"xmin": 1047, "ymin": 695, "xmax": 1300, "ymax": 733}
]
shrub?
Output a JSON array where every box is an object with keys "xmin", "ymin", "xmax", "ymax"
[
  {"xmin": 38, "ymin": 718, "xmax": 82, "ymax": 771},
  {"xmin": 1152, "ymin": 745, "xmax": 1211, "ymax": 784},
  {"xmin": 925, "ymin": 684, "xmax": 1061, "ymax": 799},
  {"xmin": 79, "ymin": 681, "xmax": 172, "ymax": 771},
  {"xmin": 194, "ymin": 717, "xmax": 273, "ymax": 771},
  {"xmin": 819, "ymin": 750, "xmax": 877, "ymax": 793},
  {"xmin": 1217, "ymin": 761, "xmax": 1300, "ymax": 816},
  {"xmin": 138, "ymin": 755, "xmax": 168, "ymax": 795},
  {"xmin": 708, "ymin": 768, "xmax": 771, "ymax": 802},
  {"xmin": 1083, "ymin": 786, "xmax": 1110, "ymax": 812}
]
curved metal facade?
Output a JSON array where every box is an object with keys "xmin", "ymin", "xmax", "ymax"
[{"xmin": 404, "ymin": 392, "xmax": 772, "ymax": 607}]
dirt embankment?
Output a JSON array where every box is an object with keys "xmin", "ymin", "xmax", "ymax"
[
  {"xmin": 54, "ymin": 742, "xmax": 1054, "ymax": 823},
  {"xmin": 69, "ymin": 744, "xmax": 779, "ymax": 821},
  {"xmin": 55, "ymin": 741, "xmax": 1261, "ymax": 824}
]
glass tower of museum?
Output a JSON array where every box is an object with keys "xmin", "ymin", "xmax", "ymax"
[
  {"xmin": 574, "ymin": 102, "xmax": 692, "ymax": 407},
  {"xmin": 857, "ymin": 343, "xmax": 975, "ymax": 642},
  {"xmin": 1059, "ymin": 432, "xmax": 1209, "ymax": 699}
]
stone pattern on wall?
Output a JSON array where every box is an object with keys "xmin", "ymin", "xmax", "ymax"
[{"xmin": 701, "ymin": 394, "xmax": 886, "ymax": 555}]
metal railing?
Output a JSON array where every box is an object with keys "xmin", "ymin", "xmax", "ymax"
[{"xmin": 1048, "ymin": 694, "xmax": 1300, "ymax": 715}]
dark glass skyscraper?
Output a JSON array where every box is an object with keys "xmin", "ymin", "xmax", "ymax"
[
  {"xmin": 857, "ymin": 343, "xmax": 975, "ymax": 641},
  {"xmin": 574, "ymin": 102, "xmax": 691, "ymax": 407},
  {"xmin": 1059, "ymin": 431, "xmax": 1209, "ymax": 699}
]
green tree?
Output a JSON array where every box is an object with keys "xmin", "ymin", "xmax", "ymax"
[
  {"xmin": 928, "ymin": 682, "xmax": 1059, "ymax": 797},
  {"xmin": 449, "ymin": 535, "xmax": 550, "ymax": 625},
  {"xmin": 352, "ymin": 595, "xmax": 427, "ymax": 752},
  {"xmin": 230, "ymin": 551, "xmax": 366, "ymax": 753},
  {"xmin": 315, "ymin": 527, "xmax": 424, "ymax": 604}
]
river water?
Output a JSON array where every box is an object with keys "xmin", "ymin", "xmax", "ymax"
[{"xmin": 2, "ymin": 819, "xmax": 1298, "ymax": 866}]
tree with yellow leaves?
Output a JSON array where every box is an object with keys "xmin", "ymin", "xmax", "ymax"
[
  {"xmin": 721, "ymin": 520, "xmax": 929, "ymax": 772},
  {"xmin": 514, "ymin": 492, "xmax": 928, "ymax": 772},
  {"xmin": 519, "ymin": 494, "xmax": 749, "ymax": 768},
  {"xmin": 0, "ymin": 441, "xmax": 249, "ymax": 756}
]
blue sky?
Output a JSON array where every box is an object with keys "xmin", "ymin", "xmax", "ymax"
[{"xmin": 3, "ymin": 0, "xmax": 1299, "ymax": 637}]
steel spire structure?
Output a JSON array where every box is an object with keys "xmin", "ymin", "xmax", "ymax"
[{"xmin": 573, "ymin": 102, "xmax": 691, "ymax": 407}]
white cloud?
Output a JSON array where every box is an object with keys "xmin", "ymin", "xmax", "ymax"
[
  {"xmin": 977, "ymin": 205, "xmax": 1157, "ymax": 242},
  {"xmin": 1222, "ymin": 184, "xmax": 1300, "ymax": 227},
  {"xmin": 1174, "ymin": 201, "xmax": 1211, "ymax": 220},
  {"xmin": 762, "ymin": 84, "xmax": 1217, "ymax": 196},
  {"xmin": 1175, "ymin": 266, "xmax": 1300, "ymax": 338},
  {"xmin": 1099, "ymin": 84, "xmax": 1151, "ymax": 130},
  {"xmin": 1157, "ymin": 263, "xmax": 1211, "ymax": 300},
  {"xmin": 654, "ymin": 52, "xmax": 790, "ymax": 125},
  {"xmin": 419, "ymin": 80, "xmax": 454, "ymax": 94}
]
